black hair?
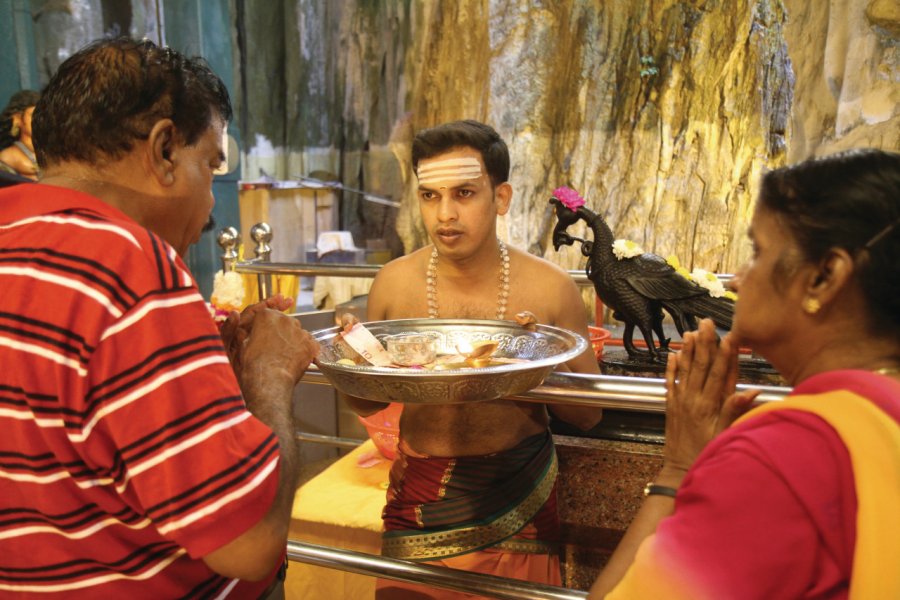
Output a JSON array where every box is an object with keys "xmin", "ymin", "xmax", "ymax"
[
  {"xmin": 412, "ymin": 119, "xmax": 510, "ymax": 187},
  {"xmin": 32, "ymin": 37, "xmax": 231, "ymax": 167},
  {"xmin": 0, "ymin": 89, "xmax": 41, "ymax": 150},
  {"xmin": 759, "ymin": 148, "xmax": 900, "ymax": 337}
]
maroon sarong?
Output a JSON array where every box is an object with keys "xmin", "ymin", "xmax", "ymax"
[{"xmin": 381, "ymin": 431, "xmax": 559, "ymax": 561}]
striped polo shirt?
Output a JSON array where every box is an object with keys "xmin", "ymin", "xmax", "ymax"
[{"xmin": 0, "ymin": 184, "xmax": 280, "ymax": 598}]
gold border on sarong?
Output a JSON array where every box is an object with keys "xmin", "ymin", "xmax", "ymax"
[
  {"xmin": 493, "ymin": 537, "xmax": 555, "ymax": 554},
  {"xmin": 437, "ymin": 459, "xmax": 456, "ymax": 499},
  {"xmin": 382, "ymin": 452, "xmax": 558, "ymax": 561}
]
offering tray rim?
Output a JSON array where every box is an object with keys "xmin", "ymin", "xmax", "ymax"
[{"xmin": 310, "ymin": 318, "xmax": 588, "ymax": 404}]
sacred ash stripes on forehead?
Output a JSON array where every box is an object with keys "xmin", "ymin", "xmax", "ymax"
[{"xmin": 416, "ymin": 157, "xmax": 482, "ymax": 186}]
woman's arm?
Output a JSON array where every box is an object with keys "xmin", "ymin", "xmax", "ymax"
[{"xmin": 590, "ymin": 320, "xmax": 758, "ymax": 597}]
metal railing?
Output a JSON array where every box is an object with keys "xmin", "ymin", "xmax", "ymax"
[
  {"xmin": 293, "ymin": 367, "xmax": 789, "ymax": 453},
  {"xmin": 243, "ymin": 256, "xmax": 776, "ymax": 415},
  {"xmin": 232, "ymin": 260, "xmax": 734, "ymax": 286},
  {"xmin": 286, "ymin": 541, "xmax": 588, "ymax": 600},
  {"xmin": 235, "ymin": 260, "xmax": 386, "ymax": 279},
  {"xmin": 234, "ymin": 259, "xmax": 603, "ymax": 288},
  {"xmin": 285, "ymin": 366, "xmax": 788, "ymax": 599},
  {"xmin": 299, "ymin": 367, "xmax": 790, "ymax": 412},
  {"xmin": 295, "ymin": 431, "xmax": 363, "ymax": 448},
  {"xmin": 229, "ymin": 245, "xmax": 769, "ymax": 416},
  {"xmin": 234, "ymin": 243, "xmax": 751, "ymax": 598}
]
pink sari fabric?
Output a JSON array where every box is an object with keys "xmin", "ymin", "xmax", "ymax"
[{"xmin": 608, "ymin": 371, "xmax": 900, "ymax": 600}]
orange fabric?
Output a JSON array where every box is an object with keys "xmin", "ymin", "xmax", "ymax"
[
  {"xmin": 375, "ymin": 527, "xmax": 561, "ymax": 600},
  {"xmin": 605, "ymin": 537, "xmax": 698, "ymax": 600},
  {"xmin": 738, "ymin": 391, "xmax": 900, "ymax": 600}
]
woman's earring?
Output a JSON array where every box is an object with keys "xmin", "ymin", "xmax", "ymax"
[
  {"xmin": 802, "ymin": 297, "xmax": 821, "ymax": 314},
  {"xmin": 10, "ymin": 122, "xmax": 20, "ymax": 138}
]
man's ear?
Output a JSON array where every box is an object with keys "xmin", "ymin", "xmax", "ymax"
[
  {"xmin": 11, "ymin": 112, "xmax": 24, "ymax": 135},
  {"xmin": 495, "ymin": 182, "xmax": 512, "ymax": 216},
  {"xmin": 147, "ymin": 119, "xmax": 177, "ymax": 186},
  {"xmin": 806, "ymin": 247, "xmax": 855, "ymax": 308}
]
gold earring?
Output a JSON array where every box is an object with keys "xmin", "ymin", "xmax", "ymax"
[
  {"xmin": 10, "ymin": 122, "xmax": 20, "ymax": 138},
  {"xmin": 802, "ymin": 297, "xmax": 821, "ymax": 314}
]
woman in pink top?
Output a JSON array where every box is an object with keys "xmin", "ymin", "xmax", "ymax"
[{"xmin": 592, "ymin": 149, "xmax": 900, "ymax": 599}]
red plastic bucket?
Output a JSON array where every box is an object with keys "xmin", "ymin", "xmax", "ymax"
[
  {"xmin": 588, "ymin": 326, "xmax": 612, "ymax": 361},
  {"xmin": 358, "ymin": 403, "xmax": 402, "ymax": 460}
]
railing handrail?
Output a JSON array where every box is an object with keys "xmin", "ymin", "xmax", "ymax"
[
  {"xmin": 234, "ymin": 259, "xmax": 734, "ymax": 284},
  {"xmin": 234, "ymin": 260, "xmax": 734, "ymax": 285},
  {"xmin": 236, "ymin": 260, "xmax": 385, "ymax": 278},
  {"xmin": 299, "ymin": 366, "xmax": 790, "ymax": 412},
  {"xmin": 267, "ymin": 257, "xmax": 749, "ymax": 598},
  {"xmin": 286, "ymin": 540, "xmax": 588, "ymax": 600}
]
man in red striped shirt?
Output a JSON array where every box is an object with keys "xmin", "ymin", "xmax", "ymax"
[{"xmin": 0, "ymin": 37, "xmax": 317, "ymax": 598}]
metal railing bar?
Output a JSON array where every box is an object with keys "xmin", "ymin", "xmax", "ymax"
[
  {"xmin": 295, "ymin": 432, "xmax": 364, "ymax": 448},
  {"xmin": 285, "ymin": 541, "xmax": 588, "ymax": 600},
  {"xmin": 298, "ymin": 366, "xmax": 791, "ymax": 413},
  {"xmin": 234, "ymin": 260, "xmax": 735, "ymax": 285},
  {"xmin": 509, "ymin": 371, "xmax": 789, "ymax": 411},
  {"xmin": 236, "ymin": 261, "xmax": 383, "ymax": 278},
  {"xmin": 233, "ymin": 261, "xmax": 592, "ymax": 284}
]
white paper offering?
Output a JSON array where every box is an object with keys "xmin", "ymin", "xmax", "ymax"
[{"xmin": 341, "ymin": 323, "xmax": 394, "ymax": 366}]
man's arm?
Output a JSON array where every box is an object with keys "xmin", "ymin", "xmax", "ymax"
[
  {"xmin": 202, "ymin": 309, "xmax": 319, "ymax": 581},
  {"xmin": 545, "ymin": 273, "xmax": 604, "ymax": 430},
  {"xmin": 588, "ymin": 466, "xmax": 683, "ymax": 597},
  {"xmin": 589, "ymin": 322, "xmax": 757, "ymax": 597},
  {"xmin": 337, "ymin": 268, "xmax": 393, "ymax": 417},
  {"xmin": 218, "ymin": 294, "xmax": 295, "ymax": 384}
]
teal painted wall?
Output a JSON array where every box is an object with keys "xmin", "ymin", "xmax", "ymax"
[
  {"xmin": 0, "ymin": 0, "xmax": 39, "ymax": 102},
  {"xmin": 0, "ymin": 0, "xmax": 239, "ymax": 300},
  {"xmin": 163, "ymin": 0, "xmax": 242, "ymax": 299}
]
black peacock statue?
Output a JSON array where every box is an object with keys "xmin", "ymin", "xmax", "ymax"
[{"xmin": 550, "ymin": 188, "xmax": 735, "ymax": 362}]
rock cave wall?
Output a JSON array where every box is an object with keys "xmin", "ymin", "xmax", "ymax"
[{"xmin": 236, "ymin": 0, "xmax": 896, "ymax": 276}]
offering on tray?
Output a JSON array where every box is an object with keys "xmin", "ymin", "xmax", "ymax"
[
  {"xmin": 385, "ymin": 333, "xmax": 438, "ymax": 366},
  {"xmin": 311, "ymin": 318, "xmax": 587, "ymax": 404},
  {"xmin": 338, "ymin": 322, "xmax": 393, "ymax": 366},
  {"xmin": 339, "ymin": 325, "xmax": 528, "ymax": 370}
]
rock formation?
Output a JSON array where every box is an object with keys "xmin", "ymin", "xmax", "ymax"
[
  {"xmin": 25, "ymin": 0, "xmax": 898, "ymax": 275},
  {"xmin": 235, "ymin": 0, "xmax": 897, "ymax": 277}
]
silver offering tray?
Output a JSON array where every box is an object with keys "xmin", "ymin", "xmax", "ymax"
[{"xmin": 312, "ymin": 318, "xmax": 588, "ymax": 404}]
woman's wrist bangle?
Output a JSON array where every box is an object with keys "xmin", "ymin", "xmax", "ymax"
[{"xmin": 643, "ymin": 482, "xmax": 678, "ymax": 498}]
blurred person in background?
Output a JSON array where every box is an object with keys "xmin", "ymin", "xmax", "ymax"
[{"xmin": 0, "ymin": 89, "xmax": 40, "ymax": 180}]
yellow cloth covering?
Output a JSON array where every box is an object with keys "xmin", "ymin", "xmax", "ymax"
[
  {"xmin": 236, "ymin": 244, "xmax": 300, "ymax": 308},
  {"xmin": 286, "ymin": 441, "xmax": 391, "ymax": 600},
  {"xmin": 242, "ymin": 271, "xmax": 299, "ymax": 307}
]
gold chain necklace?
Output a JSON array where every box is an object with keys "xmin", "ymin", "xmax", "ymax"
[{"xmin": 426, "ymin": 240, "xmax": 510, "ymax": 319}]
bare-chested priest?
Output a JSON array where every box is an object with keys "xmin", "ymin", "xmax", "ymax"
[{"xmin": 343, "ymin": 120, "xmax": 603, "ymax": 598}]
